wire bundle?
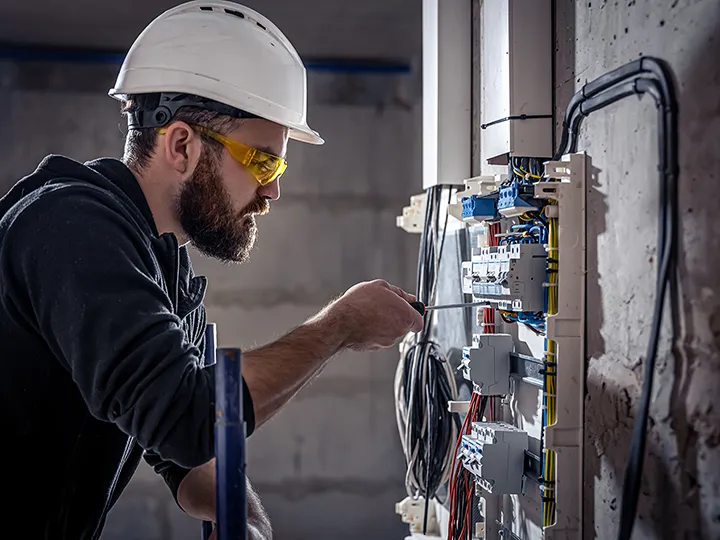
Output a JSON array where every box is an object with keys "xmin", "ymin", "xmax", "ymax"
[
  {"xmin": 540, "ymin": 337, "xmax": 557, "ymax": 527},
  {"xmin": 394, "ymin": 185, "xmax": 460, "ymax": 529},
  {"xmin": 538, "ymin": 210, "xmax": 559, "ymax": 527},
  {"xmin": 511, "ymin": 156, "xmax": 543, "ymax": 184},
  {"xmin": 395, "ymin": 336, "xmax": 459, "ymax": 499},
  {"xmin": 447, "ymin": 392, "xmax": 487, "ymax": 540}
]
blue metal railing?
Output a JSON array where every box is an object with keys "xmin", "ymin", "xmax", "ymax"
[{"xmin": 202, "ymin": 323, "xmax": 247, "ymax": 540}]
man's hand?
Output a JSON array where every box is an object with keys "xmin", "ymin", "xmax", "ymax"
[
  {"xmin": 177, "ymin": 459, "xmax": 272, "ymax": 540},
  {"xmin": 242, "ymin": 279, "xmax": 422, "ymax": 428},
  {"xmin": 326, "ymin": 279, "xmax": 424, "ymax": 351}
]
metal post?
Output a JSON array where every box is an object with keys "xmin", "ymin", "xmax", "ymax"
[
  {"xmin": 215, "ymin": 347, "xmax": 247, "ymax": 540},
  {"xmin": 202, "ymin": 324, "xmax": 217, "ymax": 540}
]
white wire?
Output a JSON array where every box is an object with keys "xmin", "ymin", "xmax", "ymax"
[{"xmin": 395, "ymin": 332, "xmax": 459, "ymax": 497}]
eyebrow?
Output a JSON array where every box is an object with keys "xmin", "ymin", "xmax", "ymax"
[{"xmin": 257, "ymin": 145, "xmax": 285, "ymax": 158}]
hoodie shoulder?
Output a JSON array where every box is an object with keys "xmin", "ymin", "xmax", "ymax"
[{"xmin": 0, "ymin": 155, "xmax": 154, "ymax": 241}]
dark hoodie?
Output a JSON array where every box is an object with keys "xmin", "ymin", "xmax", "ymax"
[{"xmin": 0, "ymin": 156, "xmax": 255, "ymax": 539}]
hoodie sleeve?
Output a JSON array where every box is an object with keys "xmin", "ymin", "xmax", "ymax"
[{"xmin": 1, "ymin": 183, "xmax": 252, "ymax": 469}]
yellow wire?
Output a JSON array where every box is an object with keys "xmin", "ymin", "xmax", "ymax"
[
  {"xmin": 513, "ymin": 166, "xmax": 542, "ymax": 180},
  {"xmin": 543, "ymin": 212, "xmax": 559, "ymax": 529}
]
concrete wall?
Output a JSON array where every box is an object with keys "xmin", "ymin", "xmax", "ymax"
[
  {"xmin": 0, "ymin": 58, "xmax": 421, "ymax": 539},
  {"xmin": 555, "ymin": 0, "xmax": 720, "ymax": 538}
]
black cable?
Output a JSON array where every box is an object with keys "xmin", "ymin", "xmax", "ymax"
[
  {"xmin": 553, "ymin": 57, "xmax": 678, "ymax": 540},
  {"xmin": 402, "ymin": 186, "xmax": 460, "ymax": 530},
  {"xmin": 554, "ymin": 57, "xmax": 675, "ymax": 160}
]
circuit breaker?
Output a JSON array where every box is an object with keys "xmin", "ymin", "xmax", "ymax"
[
  {"xmin": 461, "ymin": 334, "xmax": 513, "ymax": 395},
  {"xmin": 459, "ymin": 422, "xmax": 528, "ymax": 494},
  {"xmin": 461, "ymin": 244, "xmax": 546, "ymax": 312}
]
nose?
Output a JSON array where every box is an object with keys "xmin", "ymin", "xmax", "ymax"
[{"xmin": 257, "ymin": 179, "xmax": 280, "ymax": 201}]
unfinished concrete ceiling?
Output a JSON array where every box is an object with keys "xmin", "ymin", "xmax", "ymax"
[{"xmin": 0, "ymin": 0, "xmax": 420, "ymax": 59}]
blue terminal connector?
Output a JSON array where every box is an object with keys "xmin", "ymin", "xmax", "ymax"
[
  {"xmin": 497, "ymin": 181, "xmax": 540, "ymax": 213},
  {"xmin": 461, "ymin": 194, "xmax": 500, "ymax": 221}
]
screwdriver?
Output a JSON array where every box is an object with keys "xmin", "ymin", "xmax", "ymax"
[{"xmin": 409, "ymin": 300, "xmax": 490, "ymax": 316}]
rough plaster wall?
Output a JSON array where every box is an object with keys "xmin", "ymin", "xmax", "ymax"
[
  {"xmin": 555, "ymin": 0, "xmax": 720, "ymax": 538},
  {"xmin": 0, "ymin": 62, "xmax": 420, "ymax": 539}
]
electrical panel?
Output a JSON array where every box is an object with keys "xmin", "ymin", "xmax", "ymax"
[
  {"xmin": 459, "ymin": 422, "xmax": 528, "ymax": 494},
  {"xmin": 461, "ymin": 244, "xmax": 547, "ymax": 312},
  {"xmin": 461, "ymin": 334, "xmax": 513, "ymax": 395},
  {"xmin": 394, "ymin": 154, "xmax": 587, "ymax": 540}
]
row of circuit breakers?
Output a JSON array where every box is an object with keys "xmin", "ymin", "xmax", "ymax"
[
  {"xmin": 459, "ymin": 334, "xmax": 528, "ymax": 495},
  {"xmin": 456, "ymin": 206, "xmax": 548, "ymax": 494}
]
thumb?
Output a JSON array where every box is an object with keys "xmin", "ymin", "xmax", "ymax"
[{"xmin": 408, "ymin": 305, "xmax": 425, "ymax": 333}]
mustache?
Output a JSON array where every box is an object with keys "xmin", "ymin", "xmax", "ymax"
[{"xmin": 244, "ymin": 194, "xmax": 270, "ymax": 216}]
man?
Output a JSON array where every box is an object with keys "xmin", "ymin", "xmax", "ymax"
[{"xmin": 0, "ymin": 1, "xmax": 423, "ymax": 539}]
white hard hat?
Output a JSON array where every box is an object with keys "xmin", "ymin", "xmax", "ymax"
[{"xmin": 109, "ymin": 0, "xmax": 323, "ymax": 145}]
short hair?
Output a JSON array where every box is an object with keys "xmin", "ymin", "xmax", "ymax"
[{"xmin": 120, "ymin": 93, "xmax": 241, "ymax": 172}]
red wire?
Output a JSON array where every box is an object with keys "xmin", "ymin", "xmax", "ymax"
[
  {"xmin": 448, "ymin": 393, "xmax": 481, "ymax": 540},
  {"xmin": 483, "ymin": 222, "xmax": 499, "ymax": 336},
  {"xmin": 452, "ymin": 222, "xmax": 503, "ymax": 539}
]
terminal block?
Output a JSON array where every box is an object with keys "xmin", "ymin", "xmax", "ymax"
[
  {"xmin": 461, "ymin": 244, "xmax": 546, "ymax": 312},
  {"xmin": 497, "ymin": 182, "xmax": 542, "ymax": 218},
  {"xmin": 395, "ymin": 496, "xmax": 439, "ymax": 535},
  {"xmin": 461, "ymin": 334, "xmax": 513, "ymax": 395},
  {"xmin": 459, "ymin": 422, "xmax": 528, "ymax": 494},
  {"xmin": 461, "ymin": 194, "xmax": 500, "ymax": 222},
  {"xmin": 395, "ymin": 193, "xmax": 427, "ymax": 234}
]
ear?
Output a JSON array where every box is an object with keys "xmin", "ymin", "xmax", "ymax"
[{"xmin": 160, "ymin": 121, "xmax": 202, "ymax": 177}]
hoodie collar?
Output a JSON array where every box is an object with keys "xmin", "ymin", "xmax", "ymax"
[{"xmin": 85, "ymin": 157, "xmax": 160, "ymax": 238}]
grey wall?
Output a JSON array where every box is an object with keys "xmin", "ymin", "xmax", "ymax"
[
  {"xmin": 0, "ymin": 59, "xmax": 421, "ymax": 539},
  {"xmin": 555, "ymin": 0, "xmax": 720, "ymax": 538}
]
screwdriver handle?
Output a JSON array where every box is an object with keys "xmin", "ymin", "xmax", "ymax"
[{"xmin": 410, "ymin": 301, "xmax": 426, "ymax": 316}]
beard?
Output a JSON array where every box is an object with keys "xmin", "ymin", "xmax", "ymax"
[{"xmin": 177, "ymin": 147, "xmax": 269, "ymax": 263}]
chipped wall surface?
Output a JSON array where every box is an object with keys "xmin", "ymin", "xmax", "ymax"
[{"xmin": 555, "ymin": 0, "xmax": 720, "ymax": 538}]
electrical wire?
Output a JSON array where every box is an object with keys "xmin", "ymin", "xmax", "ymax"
[
  {"xmin": 394, "ymin": 186, "xmax": 461, "ymax": 531},
  {"xmin": 552, "ymin": 57, "xmax": 679, "ymax": 540},
  {"xmin": 447, "ymin": 392, "xmax": 487, "ymax": 540}
]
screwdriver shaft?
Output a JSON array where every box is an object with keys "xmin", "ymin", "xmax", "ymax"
[
  {"xmin": 409, "ymin": 300, "xmax": 489, "ymax": 315},
  {"xmin": 423, "ymin": 301, "xmax": 490, "ymax": 311}
]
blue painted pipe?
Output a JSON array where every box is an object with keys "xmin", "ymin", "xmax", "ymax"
[
  {"xmin": 0, "ymin": 45, "xmax": 411, "ymax": 74},
  {"xmin": 215, "ymin": 348, "xmax": 246, "ymax": 540},
  {"xmin": 202, "ymin": 324, "xmax": 217, "ymax": 540}
]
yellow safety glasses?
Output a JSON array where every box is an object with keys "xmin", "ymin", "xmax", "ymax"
[{"xmin": 157, "ymin": 125, "xmax": 287, "ymax": 185}]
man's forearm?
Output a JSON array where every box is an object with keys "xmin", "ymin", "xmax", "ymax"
[
  {"xmin": 177, "ymin": 459, "xmax": 272, "ymax": 540},
  {"xmin": 242, "ymin": 307, "xmax": 347, "ymax": 428}
]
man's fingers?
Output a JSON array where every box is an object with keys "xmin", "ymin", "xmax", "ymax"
[
  {"xmin": 385, "ymin": 283, "xmax": 416, "ymax": 303},
  {"xmin": 408, "ymin": 309, "xmax": 424, "ymax": 333}
]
